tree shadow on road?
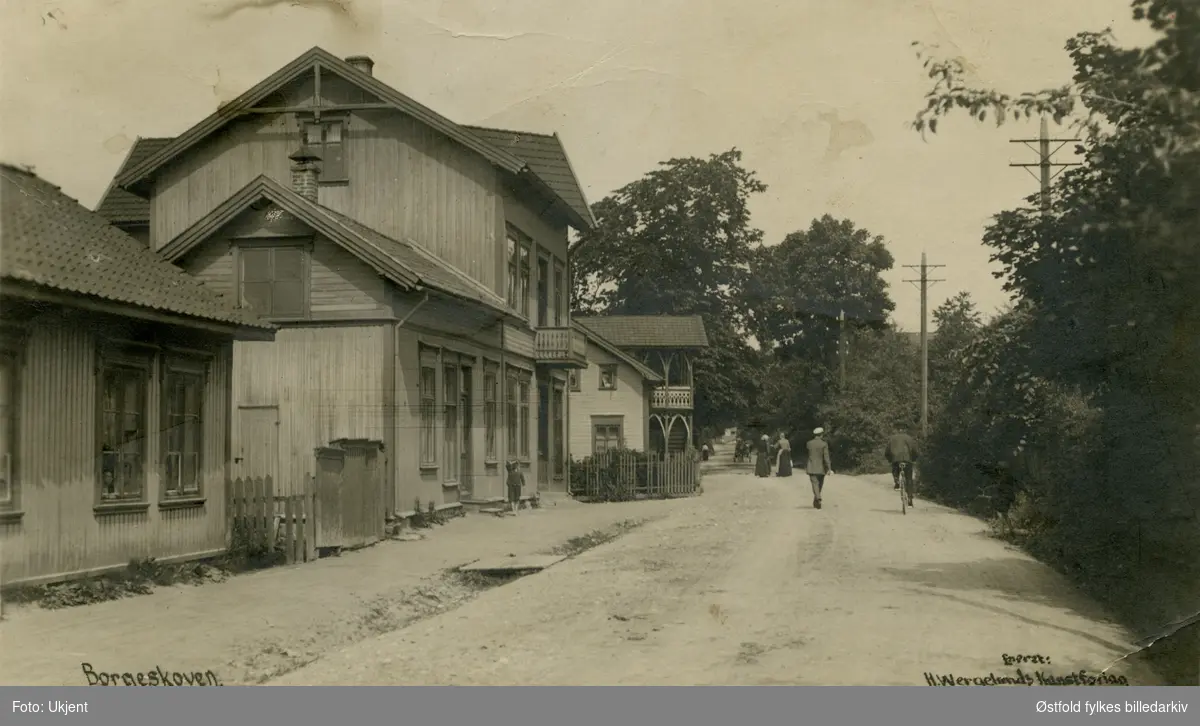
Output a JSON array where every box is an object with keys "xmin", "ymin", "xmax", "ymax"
[{"xmin": 880, "ymin": 558, "xmax": 1120, "ymax": 626}]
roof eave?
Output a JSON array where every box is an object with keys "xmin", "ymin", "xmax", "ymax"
[
  {"xmin": 0, "ymin": 279, "xmax": 276, "ymax": 338},
  {"xmin": 93, "ymin": 138, "xmax": 142, "ymax": 214},
  {"xmin": 117, "ymin": 47, "xmax": 528, "ymax": 191}
]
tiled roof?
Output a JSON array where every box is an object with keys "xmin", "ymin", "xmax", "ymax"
[
  {"xmin": 0, "ymin": 164, "xmax": 273, "ymax": 331},
  {"xmin": 462, "ymin": 126, "xmax": 595, "ymax": 229},
  {"xmin": 315, "ymin": 205, "xmax": 509, "ymax": 314},
  {"xmin": 94, "ymin": 137, "xmax": 171, "ymax": 224},
  {"xmin": 575, "ymin": 315, "xmax": 709, "ymax": 349},
  {"xmin": 572, "ymin": 321, "xmax": 663, "ymax": 382}
]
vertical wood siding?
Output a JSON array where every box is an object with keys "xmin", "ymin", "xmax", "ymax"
[
  {"xmin": 0, "ymin": 316, "xmax": 231, "ymax": 586},
  {"xmin": 391, "ymin": 293, "xmax": 512, "ymax": 511},
  {"xmin": 180, "ymin": 233, "xmax": 389, "ymax": 318},
  {"xmin": 231, "ymin": 325, "xmax": 389, "ymax": 497},
  {"xmin": 502, "ymin": 183, "xmax": 569, "ymax": 261},
  {"xmin": 568, "ymin": 342, "xmax": 649, "ymax": 456},
  {"xmin": 150, "ymin": 102, "xmax": 499, "ymax": 293}
]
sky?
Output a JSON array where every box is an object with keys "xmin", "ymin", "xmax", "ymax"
[{"xmin": 0, "ymin": 0, "xmax": 1159, "ymax": 332}]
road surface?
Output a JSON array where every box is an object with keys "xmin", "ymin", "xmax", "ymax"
[{"xmin": 271, "ymin": 455, "xmax": 1163, "ymax": 686}]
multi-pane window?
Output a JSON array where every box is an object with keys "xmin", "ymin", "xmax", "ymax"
[
  {"xmin": 162, "ymin": 360, "xmax": 205, "ymax": 499},
  {"xmin": 593, "ymin": 419, "xmax": 623, "ymax": 455},
  {"xmin": 443, "ymin": 365, "xmax": 459, "ymax": 482},
  {"xmin": 0, "ymin": 352, "xmax": 16, "ymax": 509},
  {"xmin": 483, "ymin": 369, "xmax": 498, "ymax": 462},
  {"xmin": 506, "ymin": 225, "xmax": 532, "ymax": 318},
  {"xmin": 599, "ymin": 364, "xmax": 618, "ymax": 391},
  {"xmin": 239, "ymin": 247, "xmax": 306, "ymax": 318},
  {"xmin": 568, "ymin": 370, "xmax": 581, "ymax": 392},
  {"xmin": 518, "ymin": 379, "xmax": 531, "ymax": 459},
  {"xmin": 99, "ymin": 357, "xmax": 150, "ymax": 502},
  {"xmin": 537, "ymin": 256, "xmax": 549, "ymax": 327},
  {"xmin": 505, "ymin": 372, "xmax": 520, "ymax": 459},
  {"xmin": 419, "ymin": 366, "xmax": 437, "ymax": 466},
  {"xmin": 304, "ymin": 119, "xmax": 347, "ymax": 181},
  {"xmin": 553, "ymin": 263, "xmax": 565, "ymax": 326},
  {"xmin": 506, "ymin": 237, "xmax": 519, "ymax": 310}
]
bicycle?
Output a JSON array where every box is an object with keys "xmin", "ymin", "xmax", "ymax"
[{"xmin": 894, "ymin": 462, "xmax": 915, "ymax": 515}]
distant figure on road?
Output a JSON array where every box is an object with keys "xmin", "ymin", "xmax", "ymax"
[
  {"xmin": 775, "ymin": 432, "xmax": 793, "ymax": 477},
  {"xmin": 754, "ymin": 434, "xmax": 771, "ymax": 477},
  {"xmin": 885, "ymin": 430, "xmax": 919, "ymax": 508},
  {"xmin": 700, "ymin": 442, "xmax": 710, "ymax": 461},
  {"xmin": 805, "ymin": 428, "xmax": 834, "ymax": 509}
]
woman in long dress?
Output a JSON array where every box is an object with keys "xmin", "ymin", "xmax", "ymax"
[
  {"xmin": 754, "ymin": 434, "xmax": 771, "ymax": 477},
  {"xmin": 775, "ymin": 432, "xmax": 793, "ymax": 477}
]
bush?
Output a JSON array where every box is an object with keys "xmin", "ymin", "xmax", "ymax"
[{"xmin": 569, "ymin": 449, "xmax": 654, "ymax": 502}]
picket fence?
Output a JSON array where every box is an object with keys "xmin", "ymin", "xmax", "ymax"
[
  {"xmin": 572, "ymin": 451, "xmax": 702, "ymax": 501},
  {"xmin": 226, "ymin": 475, "xmax": 319, "ymax": 565}
]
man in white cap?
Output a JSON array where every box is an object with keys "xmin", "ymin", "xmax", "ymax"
[{"xmin": 805, "ymin": 427, "xmax": 834, "ymax": 509}]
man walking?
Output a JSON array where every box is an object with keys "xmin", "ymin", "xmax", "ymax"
[
  {"xmin": 805, "ymin": 427, "xmax": 834, "ymax": 509},
  {"xmin": 885, "ymin": 429, "xmax": 919, "ymax": 508}
]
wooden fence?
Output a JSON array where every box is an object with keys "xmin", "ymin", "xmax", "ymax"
[
  {"xmin": 571, "ymin": 450, "xmax": 702, "ymax": 501},
  {"xmin": 227, "ymin": 475, "xmax": 319, "ymax": 565}
]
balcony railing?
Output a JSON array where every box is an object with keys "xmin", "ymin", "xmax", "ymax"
[
  {"xmin": 651, "ymin": 386, "xmax": 694, "ymax": 410},
  {"xmin": 535, "ymin": 327, "xmax": 588, "ymax": 367}
]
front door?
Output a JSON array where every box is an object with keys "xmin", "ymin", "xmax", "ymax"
[
  {"xmin": 460, "ymin": 366, "xmax": 473, "ymax": 498},
  {"xmin": 552, "ymin": 381, "xmax": 566, "ymax": 489},
  {"xmin": 537, "ymin": 380, "xmax": 550, "ymax": 489}
]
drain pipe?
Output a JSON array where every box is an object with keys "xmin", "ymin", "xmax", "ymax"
[{"xmin": 390, "ymin": 290, "xmax": 429, "ymax": 528}]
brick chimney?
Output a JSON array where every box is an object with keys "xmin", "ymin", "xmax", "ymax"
[
  {"xmin": 288, "ymin": 146, "xmax": 323, "ymax": 202},
  {"xmin": 345, "ymin": 55, "xmax": 374, "ymax": 76}
]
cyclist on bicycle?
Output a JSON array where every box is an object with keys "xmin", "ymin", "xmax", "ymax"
[{"xmin": 885, "ymin": 429, "xmax": 919, "ymax": 507}]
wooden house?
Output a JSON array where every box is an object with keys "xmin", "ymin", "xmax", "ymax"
[
  {"xmin": 572, "ymin": 315, "xmax": 709, "ymax": 454},
  {"xmin": 565, "ymin": 322, "xmax": 664, "ymax": 463},
  {"xmin": 97, "ymin": 48, "xmax": 593, "ymax": 542},
  {"xmin": 0, "ymin": 164, "xmax": 274, "ymax": 586}
]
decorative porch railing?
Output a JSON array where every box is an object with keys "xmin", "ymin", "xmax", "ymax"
[
  {"xmin": 535, "ymin": 327, "xmax": 588, "ymax": 366},
  {"xmin": 651, "ymin": 386, "xmax": 694, "ymax": 410}
]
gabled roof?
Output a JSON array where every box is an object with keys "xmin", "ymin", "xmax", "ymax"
[
  {"xmin": 94, "ymin": 137, "xmax": 171, "ymax": 224},
  {"xmin": 112, "ymin": 47, "xmax": 593, "ymax": 231},
  {"xmin": 119, "ymin": 48, "xmax": 522, "ymax": 192},
  {"xmin": 159, "ymin": 175, "xmax": 512, "ymax": 317},
  {"xmin": 575, "ymin": 315, "xmax": 710, "ymax": 349},
  {"xmin": 463, "ymin": 126, "xmax": 595, "ymax": 229},
  {"xmin": 573, "ymin": 320, "xmax": 663, "ymax": 383},
  {"xmin": 0, "ymin": 164, "xmax": 273, "ymax": 332}
]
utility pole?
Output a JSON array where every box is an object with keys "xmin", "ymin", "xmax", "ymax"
[
  {"xmin": 1009, "ymin": 116, "xmax": 1080, "ymax": 216},
  {"xmin": 904, "ymin": 253, "xmax": 944, "ymax": 437}
]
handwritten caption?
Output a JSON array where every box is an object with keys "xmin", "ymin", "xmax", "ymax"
[
  {"xmin": 922, "ymin": 653, "xmax": 1131, "ymax": 687},
  {"xmin": 81, "ymin": 662, "xmax": 223, "ymax": 687}
]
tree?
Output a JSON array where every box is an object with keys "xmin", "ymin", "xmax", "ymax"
[
  {"xmin": 814, "ymin": 327, "xmax": 921, "ymax": 471},
  {"xmin": 747, "ymin": 215, "xmax": 895, "ymax": 364},
  {"xmin": 928, "ymin": 291, "xmax": 984, "ymax": 418},
  {"xmin": 570, "ymin": 148, "xmax": 766, "ymax": 322},
  {"xmin": 569, "ymin": 148, "xmax": 768, "ymax": 431},
  {"xmin": 911, "ymin": 3, "xmax": 1200, "ymax": 680}
]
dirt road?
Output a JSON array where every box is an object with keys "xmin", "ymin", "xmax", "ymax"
[{"xmin": 271, "ymin": 459, "xmax": 1165, "ymax": 686}]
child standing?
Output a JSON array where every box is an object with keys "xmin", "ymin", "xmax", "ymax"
[{"xmin": 505, "ymin": 460, "xmax": 525, "ymax": 515}]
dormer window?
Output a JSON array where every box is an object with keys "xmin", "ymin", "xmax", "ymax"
[{"xmin": 304, "ymin": 119, "xmax": 347, "ymax": 182}]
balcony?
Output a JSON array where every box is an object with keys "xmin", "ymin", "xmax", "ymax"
[
  {"xmin": 651, "ymin": 386, "xmax": 694, "ymax": 410},
  {"xmin": 534, "ymin": 327, "xmax": 588, "ymax": 368}
]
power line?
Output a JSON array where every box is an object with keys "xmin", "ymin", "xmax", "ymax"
[{"xmin": 904, "ymin": 253, "xmax": 944, "ymax": 437}]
